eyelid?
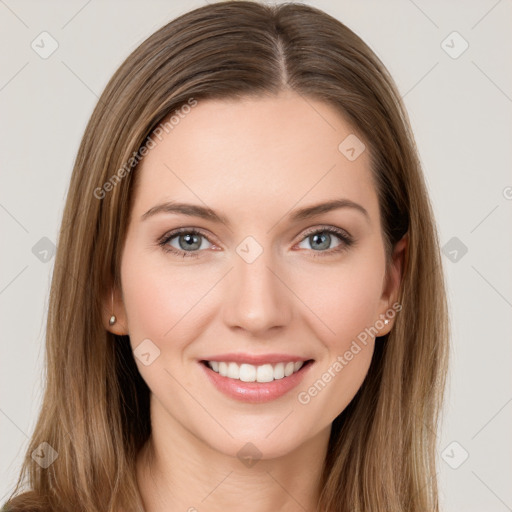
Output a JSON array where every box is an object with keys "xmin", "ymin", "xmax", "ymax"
[
  {"xmin": 298, "ymin": 224, "xmax": 352, "ymax": 242},
  {"xmin": 158, "ymin": 227, "xmax": 218, "ymax": 246}
]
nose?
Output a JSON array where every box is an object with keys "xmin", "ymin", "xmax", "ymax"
[{"xmin": 222, "ymin": 248, "xmax": 293, "ymax": 336}]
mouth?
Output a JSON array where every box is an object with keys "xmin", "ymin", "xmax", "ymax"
[
  {"xmin": 198, "ymin": 358, "xmax": 315, "ymax": 403},
  {"xmin": 200, "ymin": 359, "xmax": 314, "ymax": 382}
]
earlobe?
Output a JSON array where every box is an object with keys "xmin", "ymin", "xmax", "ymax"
[{"xmin": 103, "ymin": 287, "xmax": 129, "ymax": 335}]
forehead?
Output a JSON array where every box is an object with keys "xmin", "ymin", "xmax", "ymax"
[{"xmin": 132, "ymin": 91, "xmax": 379, "ymax": 224}]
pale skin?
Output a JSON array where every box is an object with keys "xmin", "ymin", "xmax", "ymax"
[{"xmin": 106, "ymin": 90, "xmax": 406, "ymax": 512}]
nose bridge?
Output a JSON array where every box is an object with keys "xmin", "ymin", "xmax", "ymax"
[{"xmin": 223, "ymin": 238, "xmax": 292, "ymax": 333}]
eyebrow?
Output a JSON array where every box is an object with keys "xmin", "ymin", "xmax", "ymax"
[{"xmin": 141, "ymin": 198, "xmax": 370, "ymax": 226}]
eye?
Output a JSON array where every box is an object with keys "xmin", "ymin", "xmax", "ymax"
[
  {"xmin": 296, "ymin": 226, "xmax": 354, "ymax": 257},
  {"xmin": 158, "ymin": 226, "xmax": 355, "ymax": 259},
  {"xmin": 158, "ymin": 228, "xmax": 214, "ymax": 258}
]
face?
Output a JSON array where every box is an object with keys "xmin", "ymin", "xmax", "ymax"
[{"xmin": 109, "ymin": 90, "xmax": 404, "ymax": 460}]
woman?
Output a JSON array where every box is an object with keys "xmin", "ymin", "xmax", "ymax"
[{"xmin": 3, "ymin": 1, "xmax": 449, "ymax": 511}]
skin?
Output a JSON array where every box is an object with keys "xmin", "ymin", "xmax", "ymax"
[{"xmin": 106, "ymin": 90, "xmax": 406, "ymax": 512}]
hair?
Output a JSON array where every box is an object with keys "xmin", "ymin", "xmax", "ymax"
[{"xmin": 3, "ymin": 1, "xmax": 449, "ymax": 511}]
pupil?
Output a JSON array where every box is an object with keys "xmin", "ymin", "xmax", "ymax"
[
  {"xmin": 180, "ymin": 233, "xmax": 200, "ymax": 250},
  {"xmin": 312, "ymin": 232, "xmax": 330, "ymax": 250}
]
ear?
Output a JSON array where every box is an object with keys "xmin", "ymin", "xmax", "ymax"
[
  {"xmin": 376, "ymin": 232, "xmax": 408, "ymax": 336},
  {"xmin": 102, "ymin": 285, "xmax": 129, "ymax": 336}
]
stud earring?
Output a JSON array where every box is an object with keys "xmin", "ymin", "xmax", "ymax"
[
  {"xmin": 109, "ymin": 290, "xmax": 116, "ymax": 326},
  {"xmin": 384, "ymin": 319, "xmax": 389, "ymax": 325}
]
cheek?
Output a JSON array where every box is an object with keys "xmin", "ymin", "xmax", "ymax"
[
  {"xmin": 292, "ymin": 254, "xmax": 386, "ymax": 349},
  {"xmin": 291, "ymin": 253, "xmax": 385, "ymax": 417},
  {"xmin": 120, "ymin": 244, "xmax": 214, "ymax": 351}
]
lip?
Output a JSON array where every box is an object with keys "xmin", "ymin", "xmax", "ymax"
[
  {"xmin": 198, "ymin": 358, "xmax": 314, "ymax": 404},
  {"xmin": 199, "ymin": 352, "xmax": 312, "ymax": 365}
]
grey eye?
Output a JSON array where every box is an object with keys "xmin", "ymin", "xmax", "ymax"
[
  {"xmin": 168, "ymin": 232, "xmax": 211, "ymax": 252},
  {"xmin": 298, "ymin": 231, "xmax": 341, "ymax": 251}
]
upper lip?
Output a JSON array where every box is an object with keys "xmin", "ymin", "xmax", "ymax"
[{"xmin": 200, "ymin": 353, "xmax": 313, "ymax": 365}]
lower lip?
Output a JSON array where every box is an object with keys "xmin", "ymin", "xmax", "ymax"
[{"xmin": 199, "ymin": 360, "xmax": 314, "ymax": 403}]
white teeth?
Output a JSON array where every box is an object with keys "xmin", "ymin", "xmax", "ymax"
[
  {"xmin": 256, "ymin": 364, "xmax": 274, "ymax": 383},
  {"xmin": 239, "ymin": 363, "xmax": 256, "ymax": 382},
  {"xmin": 219, "ymin": 362, "xmax": 228, "ymax": 377},
  {"xmin": 206, "ymin": 360, "xmax": 307, "ymax": 382},
  {"xmin": 273, "ymin": 362, "xmax": 285, "ymax": 380},
  {"xmin": 227, "ymin": 362, "xmax": 239, "ymax": 379}
]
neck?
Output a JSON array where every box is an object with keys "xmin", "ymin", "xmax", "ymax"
[{"xmin": 136, "ymin": 398, "xmax": 330, "ymax": 512}]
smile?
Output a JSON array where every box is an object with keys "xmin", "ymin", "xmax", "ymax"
[
  {"xmin": 205, "ymin": 360, "xmax": 306, "ymax": 382},
  {"xmin": 199, "ymin": 358, "xmax": 315, "ymax": 403}
]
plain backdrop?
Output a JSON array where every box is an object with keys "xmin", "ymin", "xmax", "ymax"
[{"xmin": 1, "ymin": 1, "xmax": 511, "ymax": 510}]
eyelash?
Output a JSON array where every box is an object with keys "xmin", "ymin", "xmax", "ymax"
[{"xmin": 157, "ymin": 226, "xmax": 355, "ymax": 259}]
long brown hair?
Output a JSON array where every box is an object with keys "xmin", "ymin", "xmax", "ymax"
[{"xmin": 3, "ymin": 2, "xmax": 449, "ymax": 511}]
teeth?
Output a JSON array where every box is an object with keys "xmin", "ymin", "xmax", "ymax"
[
  {"xmin": 206, "ymin": 360, "xmax": 306, "ymax": 382},
  {"xmin": 284, "ymin": 362, "xmax": 294, "ymax": 377}
]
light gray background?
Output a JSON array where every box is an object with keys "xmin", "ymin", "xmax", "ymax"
[{"xmin": 1, "ymin": 1, "xmax": 511, "ymax": 510}]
